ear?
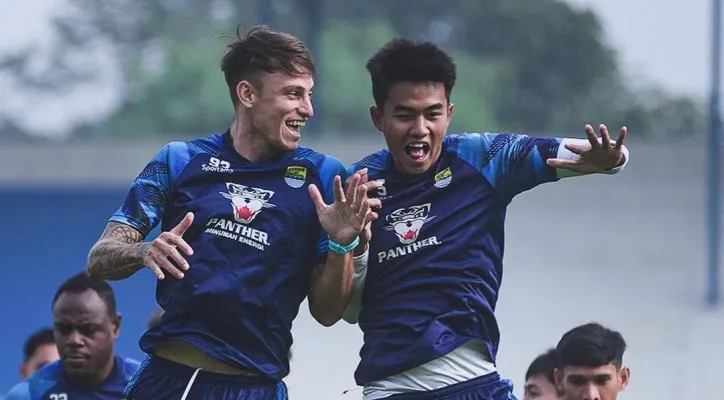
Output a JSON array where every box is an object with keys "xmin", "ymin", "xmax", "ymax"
[
  {"xmin": 370, "ymin": 106, "xmax": 383, "ymax": 132},
  {"xmin": 553, "ymin": 368, "xmax": 564, "ymax": 390},
  {"xmin": 445, "ymin": 102, "xmax": 454, "ymax": 129},
  {"xmin": 111, "ymin": 313, "xmax": 122, "ymax": 339},
  {"xmin": 236, "ymin": 80, "xmax": 257, "ymax": 108},
  {"xmin": 618, "ymin": 366, "xmax": 630, "ymax": 391}
]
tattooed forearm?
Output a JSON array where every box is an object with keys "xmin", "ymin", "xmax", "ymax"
[{"xmin": 87, "ymin": 222, "xmax": 151, "ymax": 281}]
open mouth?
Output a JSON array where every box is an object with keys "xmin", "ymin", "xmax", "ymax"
[
  {"xmin": 404, "ymin": 142, "xmax": 430, "ymax": 163},
  {"xmin": 285, "ymin": 120, "xmax": 305, "ymax": 134}
]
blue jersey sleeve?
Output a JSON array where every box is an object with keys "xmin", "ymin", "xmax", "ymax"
[
  {"xmin": 452, "ymin": 132, "xmax": 562, "ymax": 202},
  {"xmin": 109, "ymin": 142, "xmax": 192, "ymax": 237},
  {"xmin": 4, "ymin": 383, "xmax": 31, "ymax": 400},
  {"xmin": 315, "ymin": 155, "xmax": 349, "ymax": 259},
  {"xmin": 121, "ymin": 357, "xmax": 142, "ymax": 379}
]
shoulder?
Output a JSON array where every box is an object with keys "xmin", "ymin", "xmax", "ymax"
[
  {"xmin": 142, "ymin": 133, "xmax": 224, "ymax": 178},
  {"xmin": 162, "ymin": 133, "xmax": 224, "ymax": 163},
  {"xmin": 291, "ymin": 147, "xmax": 345, "ymax": 179},
  {"xmin": 348, "ymin": 149, "xmax": 390, "ymax": 178},
  {"xmin": 6, "ymin": 362, "xmax": 62, "ymax": 400},
  {"xmin": 119, "ymin": 356, "xmax": 143, "ymax": 379},
  {"xmin": 4, "ymin": 382, "xmax": 30, "ymax": 400}
]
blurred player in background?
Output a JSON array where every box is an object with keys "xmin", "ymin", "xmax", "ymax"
[
  {"xmin": 86, "ymin": 25, "xmax": 374, "ymax": 400},
  {"xmin": 5, "ymin": 272, "xmax": 139, "ymax": 399},
  {"xmin": 524, "ymin": 349, "xmax": 563, "ymax": 400},
  {"xmin": 342, "ymin": 38, "xmax": 630, "ymax": 399},
  {"xmin": 554, "ymin": 323, "xmax": 630, "ymax": 400},
  {"xmin": 18, "ymin": 328, "xmax": 58, "ymax": 380}
]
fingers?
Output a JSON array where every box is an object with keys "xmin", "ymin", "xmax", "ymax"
[
  {"xmin": 160, "ymin": 231, "xmax": 194, "ymax": 256},
  {"xmin": 346, "ymin": 168, "xmax": 368, "ymax": 186},
  {"xmin": 145, "ymin": 257, "xmax": 165, "ymax": 280},
  {"xmin": 363, "ymin": 179, "xmax": 383, "ymax": 194},
  {"xmin": 158, "ymin": 240, "xmax": 190, "ymax": 272},
  {"xmin": 333, "ymin": 175, "xmax": 347, "ymax": 203},
  {"xmin": 351, "ymin": 183, "xmax": 366, "ymax": 211},
  {"xmin": 563, "ymin": 143, "xmax": 586, "ymax": 155},
  {"xmin": 614, "ymin": 126, "xmax": 627, "ymax": 150},
  {"xmin": 308, "ymin": 183, "xmax": 327, "ymax": 213},
  {"xmin": 170, "ymin": 212, "xmax": 194, "ymax": 236},
  {"xmin": 584, "ymin": 124, "xmax": 601, "ymax": 149},
  {"xmin": 367, "ymin": 198, "xmax": 382, "ymax": 210},
  {"xmin": 357, "ymin": 198, "xmax": 371, "ymax": 220},
  {"xmin": 151, "ymin": 251, "xmax": 186, "ymax": 279},
  {"xmin": 344, "ymin": 174, "xmax": 360, "ymax": 204},
  {"xmin": 546, "ymin": 158, "xmax": 575, "ymax": 170},
  {"xmin": 599, "ymin": 124, "xmax": 611, "ymax": 148}
]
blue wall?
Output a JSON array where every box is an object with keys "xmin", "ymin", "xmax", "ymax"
[{"xmin": 0, "ymin": 187, "xmax": 159, "ymax": 392}]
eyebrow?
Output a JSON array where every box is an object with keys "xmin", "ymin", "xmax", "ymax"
[
  {"xmin": 392, "ymin": 103, "xmax": 445, "ymax": 113},
  {"xmin": 281, "ymin": 85, "xmax": 311, "ymax": 93}
]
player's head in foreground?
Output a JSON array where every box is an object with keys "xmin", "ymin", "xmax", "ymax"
[
  {"xmin": 554, "ymin": 323, "xmax": 629, "ymax": 400},
  {"xmin": 52, "ymin": 272, "xmax": 121, "ymax": 386},
  {"xmin": 366, "ymin": 38, "xmax": 457, "ymax": 175},
  {"xmin": 524, "ymin": 348, "xmax": 563, "ymax": 400},
  {"xmin": 19, "ymin": 327, "xmax": 59, "ymax": 379},
  {"xmin": 221, "ymin": 25, "xmax": 317, "ymax": 160}
]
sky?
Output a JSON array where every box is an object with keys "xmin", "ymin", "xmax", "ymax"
[{"xmin": 0, "ymin": 0, "xmax": 715, "ymax": 138}]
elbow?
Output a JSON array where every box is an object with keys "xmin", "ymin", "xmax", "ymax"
[
  {"xmin": 311, "ymin": 309, "xmax": 342, "ymax": 327},
  {"xmin": 309, "ymin": 301, "xmax": 343, "ymax": 327},
  {"xmin": 86, "ymin": 245, "xmax": 102, "ymax": 278}
]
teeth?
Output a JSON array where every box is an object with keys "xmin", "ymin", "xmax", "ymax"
[
  {"xmin": 407, "ymin": 143, "xmax": 428, "ymax": 149},
  {"xmin": 286, "ymin": 121, "xmax": 305, "ymax": 127}
]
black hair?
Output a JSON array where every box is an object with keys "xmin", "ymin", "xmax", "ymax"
[
  {"xmin": 525, "ymin": 348, "xmax": 558, "ymax": 383},
  {"xmin": 556, "ymin": 323, "xmax": 627, "ymax": 369},
  {"xmin": 23, "ymin": 328, "xmax": 55, "ymax": 361},
  {"xmin": 366, "ymin": 38, "xmax": 457, "ymax": 108},
  {"xmin": 52, "ymin": 272, "xmax": 117, "ymax": 316},
  {"xmin": 221, "ymin": 25, "xmax": 317, "ymax": 106}
]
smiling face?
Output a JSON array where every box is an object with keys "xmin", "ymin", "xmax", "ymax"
[
  {"xmin": 371, "ymin": 81, "xmax": 453, "ymax": 175},
  {"xmin": 237, "ymin": 72, "xmax": 314, "ymax": 154}
]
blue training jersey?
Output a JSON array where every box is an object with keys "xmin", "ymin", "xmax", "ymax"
[
  {"xmin": 110, "ymin": 131, "xmax": 345, "ymax": 380},
  {"xmin": 5, "ymin": 356, "xmax": 139, "ymax": 400},
  {"xmin": 348, "ymin": 132, "xmax": 562, "ymax": 385}
]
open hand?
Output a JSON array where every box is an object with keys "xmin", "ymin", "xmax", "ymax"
[
  {"xmin": 309, "ymin": 173, "xmax": 377, "ymax": 246},
  {"xmin": 547, "ymin": 124, "xmax": 627, "ymax": 173},
  {"xmin": 144, "ymin": 212, "xmax": 194, "ymax": 280}
]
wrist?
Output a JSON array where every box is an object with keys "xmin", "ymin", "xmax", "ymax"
[{"xmin": 328, "ymin": 236, "xmax": 360, "ymax": 255}]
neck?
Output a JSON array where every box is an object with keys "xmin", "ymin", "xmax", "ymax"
[{"xmin": 229, "ymin": 115, "xmax": 281, "ymax": 162}]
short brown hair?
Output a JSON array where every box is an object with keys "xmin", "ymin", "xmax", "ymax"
[{"xmin": 220, "ymin": 25, "xmax": 317, "ymax": 106}]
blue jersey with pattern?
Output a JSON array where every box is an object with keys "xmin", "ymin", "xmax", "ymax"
[
  {"xmin": 109, "ymin": 131, "xmax": 346, "ymax": 380},
  {"xmin": 348, "ymin": 132, "xmax": 562, "ymax": 385},
  {"xmin": 5, "ymin": 356, "xmax": 140, "ymax": 400}
]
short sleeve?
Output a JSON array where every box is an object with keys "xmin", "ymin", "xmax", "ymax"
[
  {"xmin": 109, "ymin": 141, "xmax": 190, "ymax": 237},
  {"xmin": 4, "ymin": 382, "xmax": 30, "ymax": 400},
  {"xmin": 452, "ymin": 133, "xmax": 562, "ymax": 202}
]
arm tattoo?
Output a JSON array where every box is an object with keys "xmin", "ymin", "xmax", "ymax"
[{"xmin": 87, "ymin": 222, "xmax": 151, "ymax": 280}]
